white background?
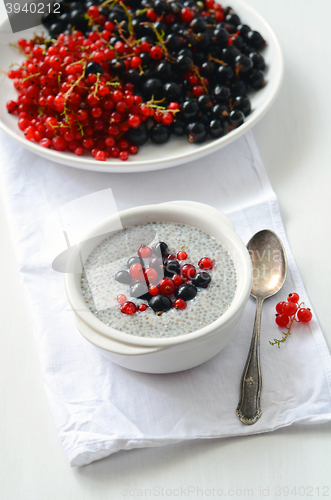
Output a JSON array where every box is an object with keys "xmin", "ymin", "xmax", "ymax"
[{"xmin": 1, "ymin": 0, "xmax": 331, "ymax": 499}]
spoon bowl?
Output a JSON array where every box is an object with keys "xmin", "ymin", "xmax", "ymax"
[
  {"xmin": 249, "ymin": 230, "xmax": 287, "ymax": 299},
  {"xmin": 236, "ymin": 230, "xmax": 287, "ymax": 425}
]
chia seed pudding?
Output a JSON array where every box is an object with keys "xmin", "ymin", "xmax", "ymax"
[{"xmin": 80, "ymin": 222, "xmax": 237, "ymax": 338}]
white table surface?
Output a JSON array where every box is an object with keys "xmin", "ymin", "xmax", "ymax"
[{"xmin": 1, "ymin": 1, "xmax": 331, "ymax": 498}]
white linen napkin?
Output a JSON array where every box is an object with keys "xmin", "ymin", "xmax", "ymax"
[{"xmin": 1, "ymin": 129, "xmax": 331, "ymax": 467}]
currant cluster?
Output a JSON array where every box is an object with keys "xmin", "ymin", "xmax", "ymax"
[
  {"xmin": 114, "ymin": 241, "xmax": 214, "ymax": 314},
  {"xmin": 6, "ymin": 0, "xmax": 266, "ymax": 160},
  {"xmin": 270, "ymin": 292, "xmax": 313, "ymax": 347}
]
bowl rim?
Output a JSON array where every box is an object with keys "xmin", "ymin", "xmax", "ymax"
[
  {"xmin": 0, "ymin": 0, "xmax": 284, "ymax": 173},
  {"xmin": 64, "ymin": 202, "xmax": 253, "ymax": 348}
]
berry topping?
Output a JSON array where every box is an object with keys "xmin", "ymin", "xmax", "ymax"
[
  {"xmin": 115, "ymin": 270, "xmax": 133, "ymax": 285},
  {"xmin": 198, "ymin": 257, "xmax": 214, "ymax": 270},
  {"xmin": 139, "ymin": 304, "xmax": 148, "ymax": 312},
  {"xmin": 149, "ymin": 284, "xmax": 159, "ymax": 296},
  {"xmin": 167, "ymin": 254, "xmax": 176, "ymax": 260},
  {"xmin": 138, "ymin": 244, "xmax": 153, "ymax": 259},
  {"xmin": 144, "ymin": 267, "xmax": 159, "ymax": 284},
  {"xmin": 173, "ymin": 298, "xmax": 187, "ymax": 310},
  {"xmin": 153, "ymin": 242, "xmax": 168, "ymax": 257},
  {"xmin": 127, "ymin": 256, "xmax": 143, "ymax": 268},
  {"xmin": 149, "ymin": 255, "xmax": 164, "ymax": 272},
  {"xmin": 129, "ymin": 263, "xmax": 145, "ymax": 281},
  {"xmin": 175, "ymin": 284, "xmax": 197, "ymax": 301},
  {"xmin": 129, "ymin": 282, "xmax": 151, "ymax": 300},
  {"xmin": 192, "ymin": 272, "xmax": 211, "ymax": 288},
  {"xmin": 297, "ymin": 308, "xmax": 313, "ymax": 323},
  {"xmin": 148, "ymin": 295, "xmax": 173, "ymax": 313},
  {"xmin": 172, "ymin": 274, "xmax": 185, "ymax": 288},
  {"xmin": 113, "ymin": 239, "xmax": 216, "ymax": 317},
  {"xmin": 181, "ymin": 264, "xmax": 197, "ymax": 280},
  {"xmin": 117, "ymin": 294, "xmax": 127, "ymax": 304},
  {"xmin": 120, "ymin": 302, "xmax": 137, "ymax": 315},
  {"xmin": 159, "ymin": 278, "xmax": 176, "ymax": 296},
  {"xmin": 164, "ymin": 259, "xmax": 180, "ymax": 277}
]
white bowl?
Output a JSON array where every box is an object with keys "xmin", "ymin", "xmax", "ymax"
[
  {"xmin": 0, "ymin": 0, "xmax": 283, "ymax": 173},
  {"xmin": 65, "ymin": 201, "xmax": 252, "ymax": 373}
]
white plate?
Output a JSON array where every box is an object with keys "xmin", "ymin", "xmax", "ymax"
[{"xmin": 0, "ymin": 0, "xmax": 283, "ymax": 173}]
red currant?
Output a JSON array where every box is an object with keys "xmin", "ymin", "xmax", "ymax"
[
  {"xmin": 149, "ymin": 284, "xmax": 159, "ymax": 296},
  {"xmin": 198, "ymin": 257, "xmax": 214, "ymax": 270},
  {"xmin": 87, "ymin": 5, "xmax": 100, "ymax": 18},
  {"xmin": 172, "ymin": 274, "xmax": 185, "ymax": 287},
  {"xmin": 150, "ymin": 46, "xmax": 163, "ymax": 60},
  {"xmin": 159, "ymin": 278, "xmax": 176, "ymax": 296},
  {"xmin": 161, "ymin": 112, "xmax": 174, "ymax": 126},
  {"xmin": 129, "ymin": 263, "xmax": 145, "ymax": 281},
  {"xmin": 95, "ymin": 150, "xmax": 107, "ymax": 161},
  {"xmin": 282, "ymin": 302, "xmax": 298, "ymax": 317},
  {"xmin": 297, "ymin": 308, "xmax": 313, "ymax": 323},
  {"xmin": 131, "ymin": 56, "xmax": 142, "ymax": 68},
  {"xmin": 137, "ymin": 244, "xmax": 152, "ymax": 259},
  {"xmin": 40, "ymin": 138, "xmax": 52, "ymax": 149},
  {"xmin": 140, "ymin": 41, "xmax": 151, "ymax": 52},
  {"xmin": 120, "ymin": 302, "xmax": 137, "ymax": 315},
  {"xmin": 177, "ymin": 251, "xmax": 187, "ymax": 260},
  {"xmin": 128, "ymin": 114, "xmax": 141, "ymax": 128},
  {"xmin": 117, "ymin": 294, "xmax": 127, "ymax": 304},
  {"xmin": 52, "ymin": 136, "xmax": 67, "ymax": 151},
  {"xmin": 288, "ymin": 292, "xmax": 300, "ymax": 303},
  {"xmin": 181, "ymin": 264, "xmax": 196, "ymax": 279},
  {"xmin": 275, "ymin": 301, "xmax": 287, "ymax": 314},
  {"xmin": 174, "ymin": 298, "xmax": 187, "ymax": 310},
  {"xmin": 275, "ymin": 314, "xmax": 289, "ymax": 327},
  {"xmin": 192, "ymin": 85, "xmax": 205, "ymax": 97},
  {"xmin": 144, "ymin": 267, "xmax": 159, "ymax": 284},
  {"xmin": 180, "ymin": 7, "xmax": 195, "ymax": 23},
  {"xmin": 139, "ymin": 304, "xmax": 148, "ymax": 312},
  {"xmin": 168, "ymin": 102, "xmax": 180, "ymax": 111}
]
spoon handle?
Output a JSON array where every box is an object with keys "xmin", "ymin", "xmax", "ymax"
[{"xmin": 236, "ymin": 297, "xmax": 263, "ymax": 425}]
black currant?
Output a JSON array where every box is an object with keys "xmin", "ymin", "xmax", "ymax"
[
  {"xmin": 150, "ymin": 123, "xmax": 171, "ymax": 144},
  {"xmin": 163, "ymin": 82, "xmax": 182, "ymax": 101},
  {"xmin": 229, "ymin": 110, "xmax": 245, "ymax": 126},
  {"xmin": 175, "ymin": 284, "xmax": 197, "ymax": 301},
  {"xmin": 148, "ymin": 295, "xmax": 173, "ymax": 313},
  {"xmin": 192, "ymin": 272, "xmax": 211, "ymax": 288},
  {"xmin": 234, "ymin": 95, "xmax": 251, "ymax": 116},
  {"xmin": 153, "ymin": 242, "xmax": 168, "ymax": 257},
  {"xmin": 115, "ymin": 270, "xmax": 133, "ymax": 285},
  {"xmin": 246, "ymin": 30, "xmax": 265, "ymax": 50},
  {"xmin": 181, "ymin": 99, "xmax": 200, "ymax": 121},
  {"xmin": 109, "ymin": 58, "xmax": 126, "ymax": 75},
  {"xmin": 186, "ymin": 122, "xmax": 207, "ymax": 143},
  {"xmin": 164, "ymin": 259, "xmax": 180, "ymax": 277},
  {"xmin": 235, "ymin": 54, "xmax": 253, "ymax": 73},
  {"xmin": 249, "ymin": 52, "xmax": 266, "ymax": 70},
  {"xmin": 209, "ymin": 119, "xmax": 227, "ymax": 138},
  {"xmin": 125, "ymin": 124, "xmax": 149, "ymax": 146},
  {"xmin": 130, "ymin": 282, "xmax": 151, "ymax": 301}
]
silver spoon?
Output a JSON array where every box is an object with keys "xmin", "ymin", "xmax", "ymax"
[{"xmin": 236, "ymin": 230, "xmax": 287, "ymax": 425}]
